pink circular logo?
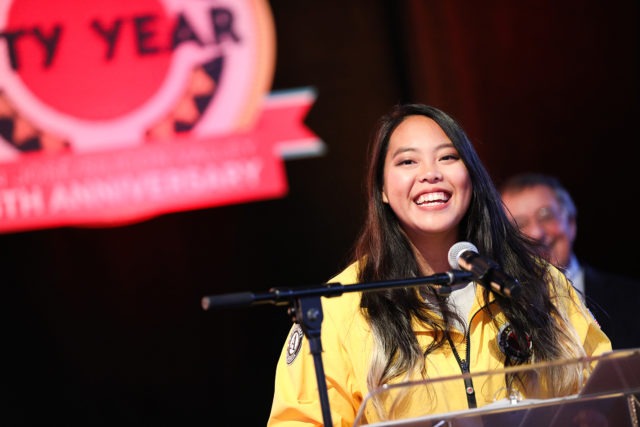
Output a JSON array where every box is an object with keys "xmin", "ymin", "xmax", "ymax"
[{"xmin": 0, "ymin": 0, "xmax": 275, "ymax": 154}]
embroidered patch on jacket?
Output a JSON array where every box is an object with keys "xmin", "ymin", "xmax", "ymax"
[
  {"xmin": 286, "ymin": 324, "xmax": 304, "ymax": 365},
  {"xmin": 498, "ymin": 323, "xmax": 533, "ymax": 362}
]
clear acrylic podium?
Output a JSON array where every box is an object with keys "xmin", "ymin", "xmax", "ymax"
[{"xmin": 353, "ymin": 348, "xmax": 640, "ymax": 427}]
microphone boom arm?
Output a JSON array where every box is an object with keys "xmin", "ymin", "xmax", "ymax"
[
  {"xmin": 201, "ymin": 269, "xmax": 474, "ymax": 427},
  {"xmin": 201, "ymin": 269, "xmax": 473, "ymax": 310}
]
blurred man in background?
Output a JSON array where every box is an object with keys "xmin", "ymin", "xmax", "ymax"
[{"xmin": 500, "ymin": 172, "xmax": 640, "ymax": 349}]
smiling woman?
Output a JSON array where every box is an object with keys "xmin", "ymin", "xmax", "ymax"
[
  {"xmin": 381, "ymin": 114, "xmax": 472, "ymax": 248},
  {"xmin": 1, "ymin": 2, "xmax": 635, "ymax": 426},
  {"xmin": 266, "ymin": 103, "xmax": 611, "ymax": 426}
]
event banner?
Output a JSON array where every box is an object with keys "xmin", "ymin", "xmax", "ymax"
[{"xmin": 0, "ymin": 0, "xmax": 323, "ymax": 232}]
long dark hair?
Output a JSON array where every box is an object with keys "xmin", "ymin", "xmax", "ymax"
[{"xmin": 351, "ymin": 104, "xmax": 582, "ymax": 390}]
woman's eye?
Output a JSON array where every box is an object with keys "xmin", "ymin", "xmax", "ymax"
[
  {"xmin": 397, "ymin": 159, "xmax": 415, "ymax": 165},
  {"xmin": 440, "ymin": 154, "xmax": 460, "ymax": 161}
]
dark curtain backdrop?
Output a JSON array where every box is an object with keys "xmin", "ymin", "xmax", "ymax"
[{"xmin": 2, "ymin": 1, "xmax": 637, "ymax": 425}]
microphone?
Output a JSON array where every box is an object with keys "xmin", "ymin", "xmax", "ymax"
[{"xmin": 447, "ymin": 241, "xmax": 522, "ymax": 298}]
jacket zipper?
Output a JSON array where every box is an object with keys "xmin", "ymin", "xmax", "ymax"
[{"xmin": 446, "ymin": 308, "xmax": 483, "ymax": 409}]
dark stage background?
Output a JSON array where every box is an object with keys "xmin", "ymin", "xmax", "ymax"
[{"xmin": 2, "ymin": 1, "xmax": 638, "ymax": 425}]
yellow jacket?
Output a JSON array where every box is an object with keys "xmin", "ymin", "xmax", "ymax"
[{"xmin": 267, "ymin": 262, "xmax": 611, "ymax": 426}]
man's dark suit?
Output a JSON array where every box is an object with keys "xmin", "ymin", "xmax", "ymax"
[{"xmin": 582, "ymin": 264, "xmax": 640, "ymax": 350}]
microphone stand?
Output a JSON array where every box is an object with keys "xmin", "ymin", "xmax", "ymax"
[{"xmin": 201, "ymin": 270, "xmax": 473, "ymax": 427}]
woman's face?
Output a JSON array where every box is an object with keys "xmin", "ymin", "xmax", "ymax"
[{"xmin": 381, "ymin": 115, "xmax": 472, "ymax": 241}]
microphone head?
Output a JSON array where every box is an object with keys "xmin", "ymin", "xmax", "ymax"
[{"xmin": 448, "ymin": 241, "xmax": 479, "ymax": 269}]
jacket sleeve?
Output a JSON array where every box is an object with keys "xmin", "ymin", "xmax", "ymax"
[
  {"xmin": 550, "ymin": 266, "xmax": 612, "ymax": 357},
  {"xmin": 267, "ymin": 295, "xmax": 362, "ymax": 427}
]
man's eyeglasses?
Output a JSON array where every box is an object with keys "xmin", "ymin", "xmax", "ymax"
[{"xmin": 511, "ymin": 205, "xmax": 567, "ymax": 231}]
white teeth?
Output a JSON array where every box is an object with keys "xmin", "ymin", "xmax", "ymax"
[{"xmin": 416, "ymin": 192, "xmax": 448, "ymax": 205}]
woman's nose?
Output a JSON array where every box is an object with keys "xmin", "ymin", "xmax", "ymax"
[{"xmin": 420, "ymin": 169, "xmax": 443, "ymax": 182}]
